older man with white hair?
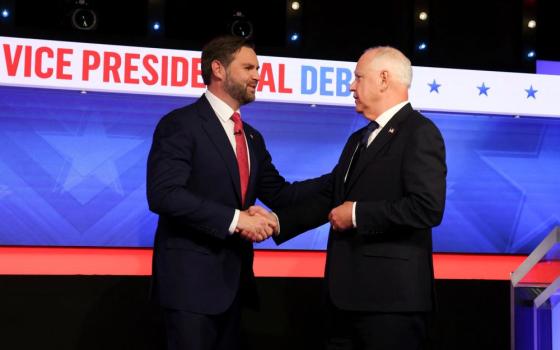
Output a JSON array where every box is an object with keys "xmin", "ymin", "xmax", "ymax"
[{"xmin": 254, "ymin": 46, "xmax": 447, "ymax": 349}]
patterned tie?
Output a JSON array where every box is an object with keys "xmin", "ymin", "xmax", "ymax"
[
  {"xmin": 345, "ymin": 121, "xmax": 379, "ymax": 184},
  {"xmin": 231, "ymin": 112, "xmax": 250, "ymax": 205}
]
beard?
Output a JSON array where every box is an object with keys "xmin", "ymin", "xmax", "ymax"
[{"xmin": 223, "ymin": 74, "xmax": 255, "ymax": 106}]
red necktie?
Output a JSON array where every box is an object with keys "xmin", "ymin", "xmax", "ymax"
[{"xmin": 231, "ymin": 112, "xmax": 249, "ymax": 205}]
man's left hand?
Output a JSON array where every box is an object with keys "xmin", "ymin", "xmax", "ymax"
[{"xmin": 329, "ymin": 201, "xmax": 354, "ymax": 231}]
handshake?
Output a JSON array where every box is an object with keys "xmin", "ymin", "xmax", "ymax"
[{"xmin": 235, "ymin": 205, "xmax": 279, "ymax": 243}]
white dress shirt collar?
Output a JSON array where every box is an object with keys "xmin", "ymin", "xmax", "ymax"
[
  {"xmin": 364, "ymin": 101, "xmax": 409, "ymax": 148},
  {"xmin": 374, "ymin": 100, "xmax": 409, "ymax": 129},
  {"xmin": 205, "ymin": 90, "xmax": 240, "ymax": 122}
]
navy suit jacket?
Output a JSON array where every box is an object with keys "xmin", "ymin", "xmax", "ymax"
[
  {"xmin": 275, "ymin": 103, "xmax": 447, "ymax": 312},
  {"xmin": 147, "ymin": 96, "xmax": 326, "ymax": 314}
]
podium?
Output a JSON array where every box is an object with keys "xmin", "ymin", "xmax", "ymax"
[{"xmin": 511, "ymin": 227, "xmax": 560, "ymax": 350}]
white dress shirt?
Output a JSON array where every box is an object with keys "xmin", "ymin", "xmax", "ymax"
[{"xmin": 204, "ymin": 90, "xmax": 251, "ymax": 234}]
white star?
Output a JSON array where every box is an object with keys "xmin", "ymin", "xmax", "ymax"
[
  {"xmin": 479, "ymin": 130, "xmax": 560, "ymax": 252},
  {"xmin": 40, "ymin": 120, "xmax": 143, "ymax": 204}
]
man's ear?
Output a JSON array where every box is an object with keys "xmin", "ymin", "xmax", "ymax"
[
  {"xmin": 211, "ymin": 60, "xmax": 225, "ymax": 81},
  {"xmin": 379, "ymin": 70, "xmax": 389, "ymax": 91}
]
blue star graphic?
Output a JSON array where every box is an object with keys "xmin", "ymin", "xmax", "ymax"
[
  {"xmin": 477, "ymin": 82, "xmax": 490, "ymax": 96},
  {"xmin": 428, "ymin": 79, "xmax": 441, "ymax": 93},
  {"xmin": 479, "ymin": 129, "xmax": 560, "ymax": 252},
  {"xmin": 40, "ymin": 120, "xmax": 144, "ymax": 205},
  {"xmin": 525, "ymin": 85, "xmax": 538, "ymax": 99}
]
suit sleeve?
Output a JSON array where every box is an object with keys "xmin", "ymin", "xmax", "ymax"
[
  {"xmin": 355, "ymin": 121, "xmax": 447, "ymax": 234},
  {"xmin": 252, "ymin": 131, "xmax": 332, "ymax": 209},
  {"xmin": 238, "ymin": 130, "xmax": 332, "ymax": 244},
  {"xmin": 273, "ymin": 179, "xmax": 333, "ymax": 244},
  {"xmin": 146, "ymin": 113, "xmax": 234, "ymax": 239}
]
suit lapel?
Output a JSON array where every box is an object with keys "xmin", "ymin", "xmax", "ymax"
[
  {"xmin": 337, "ymin": 133, "xmax": 361, "ymax": 201},
  {"xmin": 197, "ymin": 97, "xmax": 243, "ymax": 205},
  {"xmin": 345, "ymin": 104, "xmax": 412, "ymax": 194}
]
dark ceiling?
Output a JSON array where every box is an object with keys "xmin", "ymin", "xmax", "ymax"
[{"xmin": 1, "ymin": 0, "xmax": 559, "ymax": 73}]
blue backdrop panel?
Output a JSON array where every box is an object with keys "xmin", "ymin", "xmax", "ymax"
[{"xmin": 0, "ymin": 86, "xmax": 558, "ymax": 253}]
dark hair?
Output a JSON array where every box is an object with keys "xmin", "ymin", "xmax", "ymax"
[{"xmin": 201, "ymin": 35, "xmax": 255, "ymax": 85}]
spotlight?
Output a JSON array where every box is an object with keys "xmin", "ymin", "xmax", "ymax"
[
  {"xmin": 291, "ymin": 1, "xmax": 301, "ymax": 11},
  {"xmin": 418, "ymin": 42, "xmax": 427, "ymax": 51},
  {"xmin": 527, "ymin": 50, "xmax": 535, "ymax": 59},
  {"xmin": 418, "ymin": 11, "xmax": 428, "ymax": 21},
  {"xmin": 527, "ymin": 19, "xmax": 536, "ymax": 29},
  {"xmin": 70, "ymin": 1, "xmax": 97, "ymax": 31},
  {"xmin": 290, "ymin": 33, "xmax": 299, "ymax": 41},
  {"xmin": 152, "ymin": 22, "xmax": 160, "ymax": 31},
  {"xmin": 1, "ymin": 9, "xmax": 9, "ymax": 18},
  {"xmin": 229, "ymin": 11, "xmax": 253, "ymax": 39},
  {"xmin": 72, "ymin": 9, "xmax": 96, "ymax": 30}
]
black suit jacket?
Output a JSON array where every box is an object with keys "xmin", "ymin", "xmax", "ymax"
[
  {"xmin": 147, "ymin": 96, "xmax": 326, "ymax": 315},
  {"xmin": 276, "ymin": 103, "xmax": 447, "ymax": 312}
]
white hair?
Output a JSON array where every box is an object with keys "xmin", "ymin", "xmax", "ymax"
[{"xmin": 364, "ymin": 46, "xmax": 412, "ymax": 88}]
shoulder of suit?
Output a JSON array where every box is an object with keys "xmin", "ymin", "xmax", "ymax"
[
  {"xmin": 405, "ymin": 109, "xmax": 436, "ymax": 127},
  {"xmin": 403, "ymin": 110, "xmax": 444, "ymax": 140},
  {"xmin": 158, "ymin": 101, "xmax": 202, "ymax": 126}
]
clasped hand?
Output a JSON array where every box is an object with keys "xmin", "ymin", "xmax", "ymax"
[
  {"xmin": 235, "ymin": 206, "xmax": 278, "ymax": 243},
  {"xmin": 328, "ymin": 201, "xmax": 354, "ymax": 232},
  {"xmin": 235, "ymin": 200, "xmax": 353, "ymax": 243}
]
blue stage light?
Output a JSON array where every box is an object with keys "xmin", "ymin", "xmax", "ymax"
[
  {"xmin": 418, "ymin": 42, "xmax": 427, "ymax": 50},
  {"xmin": 290, "ymin": 33, "xmax": 299, "ymax": 42},
  {"xmin": 1, "ymin": 9, "xmax": 9, "ymax": 18},
  {"xmin": 527, "ymin": 51, "xmax": 535, "ymax": 59},
  {"xmin": 152, "ymin": 22, "xmax": 160, "ymax": 31}
]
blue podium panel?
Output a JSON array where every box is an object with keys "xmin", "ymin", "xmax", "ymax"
[
  {"xmin": 511, "ymin": 227, "xmax": 560, "ymax": 350},
  {"xmin": 1, "ymin": 86, "xmax": 559, "ymax": 253}
]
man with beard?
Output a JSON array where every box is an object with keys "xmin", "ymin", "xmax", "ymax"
[{"xmin": 147, "ymin": 36, "xmax": 327, "ymax": 350}]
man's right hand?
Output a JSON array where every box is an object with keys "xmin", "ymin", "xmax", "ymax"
[
  {"xmin": 236, "ymin": 209, "xmax": 277, "ymax": 242},
  {"xmin": 248, "ymin": 206, "xmax": 280, "ymax": 235}
]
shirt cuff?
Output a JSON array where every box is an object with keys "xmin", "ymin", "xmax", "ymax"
[
  {"xmin": 229, "ymin": 209, "xmax": 240, "ymax": 234},
  {"xmin": 352, "ymin": 202, "xmax": 357, "ymax": 228}
]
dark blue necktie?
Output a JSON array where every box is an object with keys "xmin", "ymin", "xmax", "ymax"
[
  {"xmin": 346, "ymin": 121, "xmax": 379, "ymax": 184},
  {"xmin": 359, "ymin": 121, "xmax": 380, "ymax": 148}
]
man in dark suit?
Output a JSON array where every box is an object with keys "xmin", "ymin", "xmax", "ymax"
[
  {"xmin": 146, "ymin": 36, "xmax": 326, "ymax": 350},
  {"xmin": 254, "ymin": 46, "xmax": 447, "ymax": 349}
]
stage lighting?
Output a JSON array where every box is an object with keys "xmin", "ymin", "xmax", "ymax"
[
  {"xmin": 229, "ymin": 11, "xmax": 253, "ymax": 39},
  {"xmin": 418, "ymin": 11, "xmax": 428, "ymax": 21},
  {"xmin": 290, "ymin": 33, "xmax": 299, "ymax": 41},
  {"xmin": 291, "ymin": 1, "xmax": 301, "ymax": 11},
  {"xmin": 1, "ymin": 9, "xmax": 9, "ymax": 18},
  {"xmin": 152, "ymin": 22, "xmax": 160, "ymax": 31},
  {"xmin": 527, "ymin": 19, "xmax": 536, "ymax": 29},
  {"xmin": 418, "ymin": 42, "xmax": 427, "ymax": 50},
  {"xmin": 527, "ymin": 50, "xmax": 535, "ymax": 58},
  {"xmin": 71, "ymin": 0, "xmax": 97, "ymax": 31}
]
